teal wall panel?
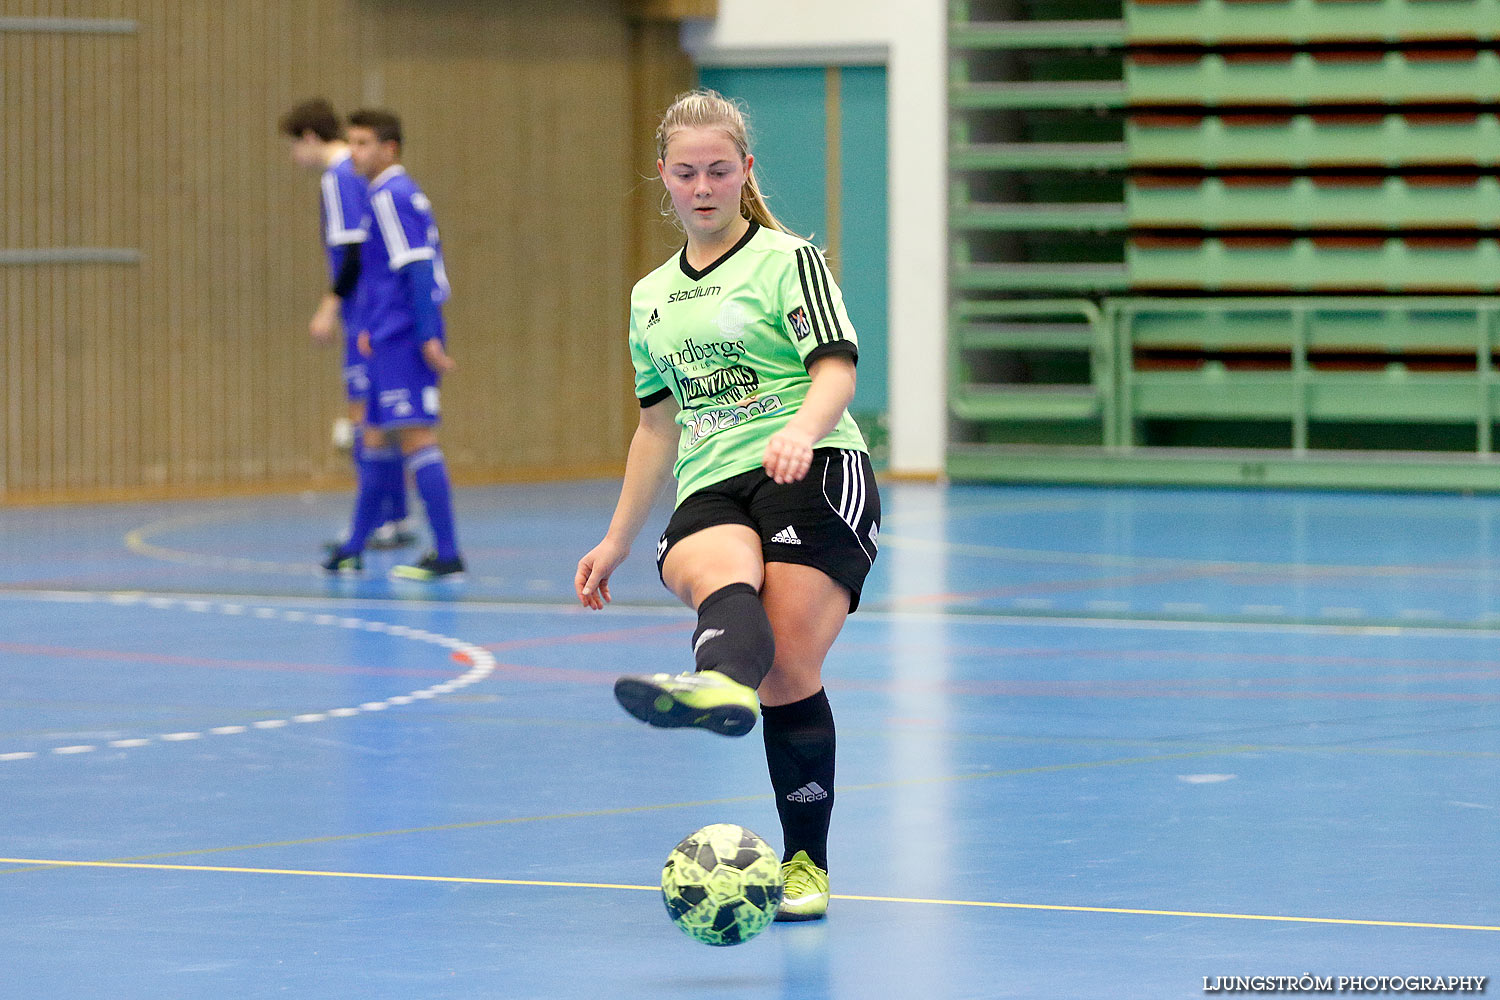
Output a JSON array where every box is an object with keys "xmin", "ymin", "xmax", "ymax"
[
  {"xmin": 840, "ymin": 65, "xmax": 890, "ymax": 417},
  {"xmin": 698, "ymin": 67, "xmax": 827, "ymax": 242},
  {"xmin": 698, "ymin": 65, "xmax": 891, "ymax": 440}
]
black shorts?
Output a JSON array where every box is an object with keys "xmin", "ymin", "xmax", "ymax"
[{"xmin": 656, "ymin": 448, "xmax": 881, "ymax": 612}]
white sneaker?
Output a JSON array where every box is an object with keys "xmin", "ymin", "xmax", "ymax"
[{"xmin": 369, "ymin": 520, "xmax": 419, "ymax": 550}]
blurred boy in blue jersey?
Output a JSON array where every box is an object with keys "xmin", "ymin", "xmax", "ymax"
[
  {"xmin": 322, "ymin": 108, "xmax": 465, "ymax": 581},
  {"xmin": 280, "ymin": 98, "xmax": 414, "ymax": 553}
]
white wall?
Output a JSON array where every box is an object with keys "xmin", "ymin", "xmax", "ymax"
[
  {"xmin": 681, "ymin": 2, "xmax": 892, "ymax": 64},
  {"xmin": 681, "ymin": 1, "xmax": 947, "ymax": 478}
]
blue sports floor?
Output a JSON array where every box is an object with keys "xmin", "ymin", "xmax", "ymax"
[{"xmin": 1, "ymin": 480, "xmax": 1496, "ymax": 998}]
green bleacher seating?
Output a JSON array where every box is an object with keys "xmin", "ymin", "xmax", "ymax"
[
  {"xmin": 947, "ymin": 0, "xmax": 1500, "ymax": 487},
  {"xmin": 1127, "ymin": 0, "xmax": 1497, "ymax": 46},
  {"xmin": 1127, "ymin": 112, "xmax": 1500, "ymax": 167},
  {"xmin": 1128, "ymin": 175, "xmax": 1500, "ymax": 229}
]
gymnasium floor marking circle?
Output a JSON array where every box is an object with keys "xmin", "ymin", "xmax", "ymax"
[
  {"xmin": 0, "ymin": 592, "xmax": 495, "ymax": 762},
  {"xmin": 128, "ymin": 506, "xmax": 1492, "ymax": 582},
  {"xmin": 112, "ymin": 506, "xmax": 1500, "ymax": 627},
  {"xmin": 123, "ymin": 510, "xmax": 514, "ymax": 585}
]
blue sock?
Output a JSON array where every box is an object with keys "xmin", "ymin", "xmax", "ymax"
[
  {"xmin": 385, "ymin": 455, "xmax": 410, "ymax": 524},
  {"xmin": 351, "ymin": 432, "xmax": 374, "ymax": 501},
  {"xmin": 407, "ymin": 445, "xmax": 459, "ymax": 561},
  {"xmin": 343, "ymin": 454, "xmax": 387, "ymax": 555},
  {"xmin": 365, "ymin": 445, "xmax": 406, "ymax": 527}
]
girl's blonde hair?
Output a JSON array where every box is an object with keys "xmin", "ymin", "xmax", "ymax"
[{"xmin": 655, "ymin": 88, "xmax": 796, "ymax": 236}]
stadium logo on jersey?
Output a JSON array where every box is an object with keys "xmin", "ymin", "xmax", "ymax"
[
  {"xmin": 667, "ymin": 285, "xmax": 721, "ymax": 304},
  {"xmin": 678, "ymin": 365, "xmax": 760, "ymax": 405},
  {"xmin": 646, "ymin": 308, "xmax": 660, "ymax": 329},
  {"xmin": 786, "ymin": 306, "xmax": 812, "ymax": 341}
]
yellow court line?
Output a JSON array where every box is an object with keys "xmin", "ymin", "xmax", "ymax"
[
  {"xmin": 835, "ymin": 892, "xmax": 1500, "ymax": 933},
  {"xmin": 4, "ymin": 857, "xmax": 1497, "ymax": 933},
  {"xmin": 0, "ymin": 858, "xmax": 655, "ymax": 892}
]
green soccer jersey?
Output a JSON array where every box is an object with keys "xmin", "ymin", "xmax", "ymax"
[{"xmin": 629, "ymin": 222, "xmax": 868, "ymax": 504}]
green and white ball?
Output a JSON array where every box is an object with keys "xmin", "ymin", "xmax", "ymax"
[{"xmin": 660, "ymin": 823, "xmax": 784, "ymax": 946}]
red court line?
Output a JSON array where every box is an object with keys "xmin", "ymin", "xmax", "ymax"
[
  {"xmin": 888, "ymin": 565, "xmax": 1231, "ymax": 608},
  {"xmin": 884, "ymin": 557, "xmax": 1500, "ymax": 611},
  {"xmin": 478, "ymin": 620, "xmax": 692, "ymax": 653},
  {"xmin": 14, "ymin": 623, "xmax": 1493, "ymax": 703}
]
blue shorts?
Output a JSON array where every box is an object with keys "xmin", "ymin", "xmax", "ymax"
[
  {"xmin": 342, "ymin": 360, "xmax": 370, "ymax": 402},
  {"xmin": 364, "ymin": 336, "xmax": 442, "ymax": 430}
]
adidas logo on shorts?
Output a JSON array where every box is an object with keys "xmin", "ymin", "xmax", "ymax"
[
  {"xmin": 770, "ymin": 525, "xmax": 802, "ymax": 545},
  {"xmin": 786, "ymin": 781, "xmax": 829, "ymax": 803}
]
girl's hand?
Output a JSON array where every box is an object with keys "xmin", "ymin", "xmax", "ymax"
[
  {"xmin": 763, "ymin": 426, "xmax": 816, "ymax": 484},
  {"xmin": 575, "ymin": 538, "xmax": 630, "ymax": 610}
]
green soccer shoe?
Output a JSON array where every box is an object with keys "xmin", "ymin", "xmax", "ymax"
[
  {"xmin": 390, "ymin": 552, "xmax": 466, "ymax": 582},
  {"xmin": 612, "ymin": 669, "xmax": 759, "ymax": 737},
  {"xmin": 775, "ymin": 851, "xmax": 829, "ymax": 921}
]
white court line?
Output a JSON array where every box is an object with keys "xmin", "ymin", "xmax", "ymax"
[
  {"xmin": 119, "ymin": 506, "xmax": 1499, "ymax": 611},
  {"xmin": 125, "ymin": 499, "xmax": 1483, "ymax": 579},
  {"xmin": 1, "ymin": 593, "xmax": 497, "ymax": 763},
  {"xmin": 121, "ymin": 510, "xmax": 513, "ymax": 585}
]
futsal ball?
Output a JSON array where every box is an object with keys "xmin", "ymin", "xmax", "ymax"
[{"xmin": 660, "ymin": 823, "xmax": 784, "ymax": 946}]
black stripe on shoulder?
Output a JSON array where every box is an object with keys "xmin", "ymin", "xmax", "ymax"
[
  {"xmin": 811, "ymin": 249, "xmax": 847, "ymax": 342},
  {"xmin": 793, "ymin": 247, "xmax": 830, "ymax": 345},
  {"xmin": 638, "ymin": 387, "xmax": 673, "ymax": 408},
  {"xmin": 796, "ymin": 246, "xmax": 845, "ymax": 345},
  {"xmin": 805, "ymin": 340, "xmax": 858, "ymax": 371}
]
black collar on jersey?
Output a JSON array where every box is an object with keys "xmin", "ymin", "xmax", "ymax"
[{"xmin": 678, "ymin": 220, "xmax": 760, "ymax": 282}]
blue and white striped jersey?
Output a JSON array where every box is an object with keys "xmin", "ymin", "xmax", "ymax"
[
  {"xmin": 320, "ymin": 151, "xmax": 368, "ymax": 281},
  {"xmin": 357, "ymin": 165, "xmax": 450, "ymax": 344}
]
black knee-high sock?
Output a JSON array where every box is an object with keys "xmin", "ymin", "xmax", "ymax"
[
  {"xmin": 692, "ymin": 582, "xmax": 775, "ymax": 690},
  {"xmin": 762, "ymin": 688, "xmax": 836, "ymax": 870}
]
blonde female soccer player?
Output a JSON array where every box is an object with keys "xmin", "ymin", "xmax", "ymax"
[{"xmin": 574, "ymin": 89, "xmax": 880, "ymax": 922}]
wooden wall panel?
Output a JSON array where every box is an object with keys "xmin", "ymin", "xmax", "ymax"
[
  {"xmin": 628, "ymin": 17, "xmax": 697, "ymax": 281},
  {"xmin": 2, "ymin": 6, "xmax": 141, "ymax": 495},
  {"xmin": 2, "ymin": 0, "xmax": 693, "ymax": 502},
  {"xmin": 366, "ymin": 0, "xmax": 638, "ymax": 475}
]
